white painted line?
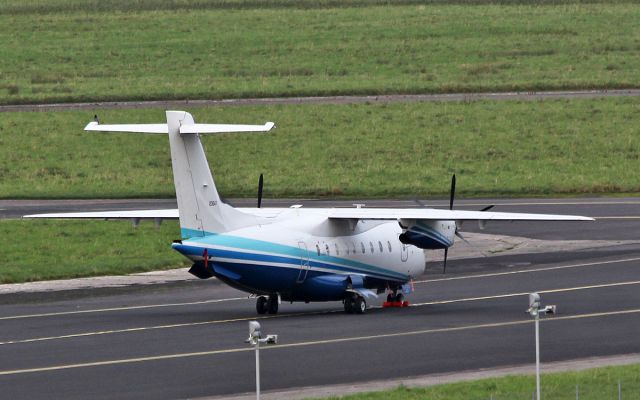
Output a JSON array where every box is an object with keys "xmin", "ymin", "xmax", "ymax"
[
  {"xmin": 1, "ymin": 307, "xmax": 638, "ymax": 377},
  {"xmin": 415, "ymin": 256, "xmax": 640, "ymax": 284},
  {"xmin": 428, "ymin": 201, "xmax": 640, "ymax": 207},
  {"xmin": 593, "ymin": 216, "xmax": 640, "ymax": 219},
  {"xmin": 0, "ymin": 297, "xmax": 246, "ymax": 321},
  {"xmin": 411, "ymin": 280, "xmax": 640, "ymax": 307}
]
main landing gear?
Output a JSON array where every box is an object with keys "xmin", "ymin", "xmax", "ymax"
[
  {"xmin": 343, "ymin": 293, "xmax": 366, "ymax": 314},
  {"xmin": 256, "ymin": 294, "xmax": 279, "ymax": 315}
]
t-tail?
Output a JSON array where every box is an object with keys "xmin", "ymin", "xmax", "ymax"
[{"xmin": 85, "ymin": 111, "xmax": 275, "ymax": 239}]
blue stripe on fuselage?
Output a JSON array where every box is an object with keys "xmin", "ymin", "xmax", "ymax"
[{"xmin": 173, "ymin": 242, "xmax": 407, "ymax": 282}]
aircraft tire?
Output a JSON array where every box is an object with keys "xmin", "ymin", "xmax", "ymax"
[
  {"xmin": 354, "ymin": 296, "xmax": 366, "ymax": 314},
  {"xmin": 343, "ymin": 297, "xmax": 354, "ymax": 314},
  {"xmin": 267, "ymin": 295, "xmax": 279, "ymax": 314},
  {"xmin": 386, "ymin": 293, "xmax": 394, "ymax": 302},
  {"xmin": 256, "ymin": 296, "xmax": 268, "ymax": 314},
  {"xmin": 395, "ymin": 293, "xmax": 404, "ymax": 303}
]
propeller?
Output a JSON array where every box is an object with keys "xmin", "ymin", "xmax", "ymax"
[
  {"xmin": 257, "ymin": 173, "xmax": 264, "ymax": 208},
  {"xmin": 443, "ymin": 174, "xmax": 456, "ymax": 273},
  {"xmin": 414, "ymin": 174, "xmax": 495, "ymax": 274},
  {"xmin": 443, "ymin": 173, "xmax": 492, "ymax": 272},
  {"xmin": 449, "ymin": 174, "xmax": 456, "ymax": 210}
]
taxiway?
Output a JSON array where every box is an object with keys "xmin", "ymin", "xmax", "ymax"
[{"xmin": 0, "ymin": 198, "xmax": 638, "ymax": 399}]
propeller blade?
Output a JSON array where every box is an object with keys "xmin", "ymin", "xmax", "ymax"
[
  {"xmin": 456, "ymin": 231, "xmax": 488, "ymax": 258},
  {"xmin": 443, "ymin": 247, "xmax": 448, "ymax": 274},
  {"xmin": 414, "ymin": 199, "xmax": 427, "ymax": 208},
  {"xmin": 455, "ymin": 230, "xmax": 471, "ymax": 246},
  {"xmin": 480, "ymin": 205, "xmax": 494, "ymax": 212},
  {"xmin": 257, "ymin": 173, "xmax": 264, "ymax": 208},
  {"xmin": 449, "ymin": 174, "xmax": 456, "ymax": 210}
]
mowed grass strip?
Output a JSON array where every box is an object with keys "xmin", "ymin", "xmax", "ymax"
[
  {"xmin": 1, "ymin": 97, "xmax": 639, "ymax": 199},
  {"xmin": 314, "ymin": 363, "xmax": 640, "ymax": 399},
  {"xmin": 1, "ymin": 2, "xmax": 640, "ymax": 104},
  {"xmin": 0, "ymin": 220, "xmax": 187, "ymax": 284}
]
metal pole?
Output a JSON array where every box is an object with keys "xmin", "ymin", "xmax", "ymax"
[
  {"xmin": 576, "ymin": 384, "xmax": 579, "ymax": 400},
  {"xmin": 535, "ymin": 312, "xmax": 541, "ymax": 400},
  {"xmin": 255, "ymin": 340, "xmax": 260, "ymax": 400},
  {"xmin": 618, "ymin": 380, "xmax": 621, "ymax": 400}
]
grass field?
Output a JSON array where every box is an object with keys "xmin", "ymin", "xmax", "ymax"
[
  {"xmin": 316, "ymin": 363, "xmax": 640, "ymax": 400},
  {"xmin": 0, "ymin": 219, "xmax": 186, "ymax": 283},
  {"xmin": 1, "ymin": 97, "xmax": 638, "ymax": 199},
  {"xmin": 1, "ymin": 2, "xmax": 639, "ymax": 104}
]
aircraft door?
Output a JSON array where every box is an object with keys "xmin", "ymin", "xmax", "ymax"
[{"xmin": 296, "ymin": 241, "xmax": 310, "ymax": 283}]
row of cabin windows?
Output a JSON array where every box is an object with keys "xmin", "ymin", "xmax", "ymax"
[{"xmin": 315, "ymin": 240, "xmax": 393, "ymax": 257}]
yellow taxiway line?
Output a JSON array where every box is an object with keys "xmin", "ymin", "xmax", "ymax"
[
  {"xmin": 2, "ymin": 280, "xmax": 639, "ymax": 347},
  {"xmin": 415, "ymin": 256, "xmax": 640, "ymax": 284},
  {"xmin": 1, "ymin": 307, "xmax": 639, "ymax": 377},
  {"xmin": 1, "ymin": 257, "xmax": 637, "ymax": 322}
]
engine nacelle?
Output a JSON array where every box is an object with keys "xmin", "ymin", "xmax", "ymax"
[{"xmin": 398, "ymin": 220, "xmax": 456, "ymax": 249}]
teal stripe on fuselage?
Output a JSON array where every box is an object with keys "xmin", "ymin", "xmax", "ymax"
[{"xmin": 179, "ymin": 228, "xmax": 408, "ymax": 281}]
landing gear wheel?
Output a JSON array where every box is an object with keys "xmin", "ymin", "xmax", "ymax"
[
  {"xmin": 267, "ymin": 295, "xmax": 279, "ymax": 314},
  {"xmin": 256, "ymin": 296, "xmax": 268, "ymax": 314},
  {"xmin": 343, "ymin": 296, "xmax": 355, "ymax": 314},
  {"xmin": 395, "ymin": 293, "xmax": 404, "ymax": 303},
  {"xmin": 386, "ymin": 293, "xmax": 394, "ymax": 302},
  {"xmin": 354, "ymin": 296, "xmax": 366, "ymax": 314}
]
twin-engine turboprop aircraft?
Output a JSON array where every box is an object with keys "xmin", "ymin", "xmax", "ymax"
[{"xmin": 26, "ymin": 111, "xmax": 593, "ymax": 315}]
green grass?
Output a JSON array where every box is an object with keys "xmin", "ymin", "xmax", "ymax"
[
  {"xmin": 315, "ymin": 363, "xmax": 640, "ymax": 399},
  {"xmin": 0, "ymin": 219, "xmax": 187, "ymax": 284},
  {"xmin": 1, "ymin": 97, "xmax": 639, "ymax": 199},
  {"xmin": 1, "ymin": 2, "xmax": 640, "ymax": 104}
]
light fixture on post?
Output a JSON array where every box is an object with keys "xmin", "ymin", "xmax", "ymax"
[
  {"xmin": 246, "ymin": 321, "xmax": 278, "ymax": 400},
  {"xmin": 527, "ymin": 293, "xmax": 556, "ymax": 400}
]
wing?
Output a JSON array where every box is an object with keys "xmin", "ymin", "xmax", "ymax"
[
  {"xmin": 327, "ymin": 208, "xmax": 594, "ymax": 222},
  {"xmin": 22, "ymin": 207, "xmax": 292, "ymax": 220},
  {"xmin": 23, "ymin": 209, "xmax": 179, "ymax": 220}
]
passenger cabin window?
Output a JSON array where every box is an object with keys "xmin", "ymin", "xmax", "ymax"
[
  {"xmin": 351, "ymin": 242, "xmax": 357, "ymax": 254},
  {"xmin": 360, "ymin": 242, "xmax": 365, "ymax": 254},
  {"xmin": 316, "ymin": 244, "xmax": 320, "ymax": 256},
  {"xmin": 387, "ymin": 241, "xmax": 392, "ymax": 252},
  {"xmin": 378, "ymin": 241, "xmax": 383, "ymax": 252},
  {"xmin": 325, "ymin": 244, "xmax": 330, "ymax": 256},
  {"xmin": 335, "ymin": 243, "xmax": 340, "ymax": 256},
  {"xmin": 369, "ymin": 241, "xmax": 374, "ymax": 253}
]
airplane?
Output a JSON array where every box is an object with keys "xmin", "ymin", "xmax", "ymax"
[{"xmin": 25, "ymin": 111, "xmax": 594, "ymax": 315}]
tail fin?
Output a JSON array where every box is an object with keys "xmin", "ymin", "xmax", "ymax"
[{"xmin": 85, "ymin": 110, "xmax": 275, "ymax": 238}]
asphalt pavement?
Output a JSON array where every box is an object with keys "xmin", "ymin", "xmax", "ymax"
[{"xmin": 0, "ymin": 198, "xmax": 638, "ymax": 399}]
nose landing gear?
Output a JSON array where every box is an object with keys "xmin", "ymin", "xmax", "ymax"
[{"xmin": 383, "ymin": 291, "xmax": 409, "ymax": 308}]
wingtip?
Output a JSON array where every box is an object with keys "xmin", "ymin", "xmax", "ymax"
[
  {"xmin": 265, "ymin": 122, "xmax": 276, "ymax": 131},
  {"xmin": 84, "ymin": 121, "xmax": 99, "ymax": 131}
]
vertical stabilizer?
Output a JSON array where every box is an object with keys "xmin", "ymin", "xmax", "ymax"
[
  {"xmin": 165, "ymin": 111, "xmax": 261, "ymax": 238},
  {"xmin": 84, "ymin": 111, "xmax": 274, "ymax": 239}
]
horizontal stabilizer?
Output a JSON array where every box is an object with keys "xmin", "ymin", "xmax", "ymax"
[
  {"xmin": 84, "ymin": 121, "xmax": 275, "ymax": 135},
  {"xmin": 84, "ymin": 122, "xmax": 168, "ymax": 134},
  {"xmin": 180, "ymin": 122, "xmax": 275, "ymax": 134}
]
